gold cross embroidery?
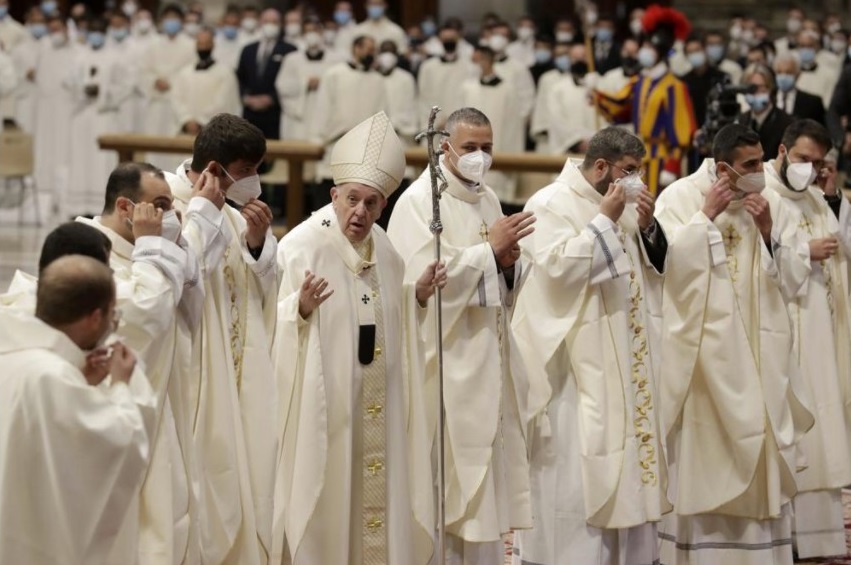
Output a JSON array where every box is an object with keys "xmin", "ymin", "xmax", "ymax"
[
  {"xmin": 366, "ymin": 403, "xmax": 383, "ymax": 417},
  {"xmin": 479, "ymin": 221, "xmax": 489, "ymax": 242},
  {"xmin": 367, "ymin": 459, "xmax": 384, "ymax": 475},
  {"xmin": 366, "ymin": 518, "xmax": 384, "ymax": 531},
  {"xmin": 722, "ymin": 224, "xmax": 742, "ymax": 253},
  {"xmin": 798, "ymin": 214, "xmax": 814, "ymax": 236}
]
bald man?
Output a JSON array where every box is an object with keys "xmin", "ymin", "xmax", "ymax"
[{"xmin": 0, "ymin": 255, "xmax": 156, "ymax": 565}]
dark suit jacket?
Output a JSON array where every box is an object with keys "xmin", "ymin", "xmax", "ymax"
[
  {"xmin": 788, "ymin": 89, "xmax": 826, "ymax": 125},
  {"xmin": 828, "ymin": 64, "xmax": 851, "ymax": 147},
  {"xmin": 735, "ymin": 107, "xmax": 795, "ymax": 160},
  {"xmin": 593, "ymin": 40, "xmax": 621, "ymax": 75},
  {"xmin": 236, "ymin": 36, "xmax": 296, "ymax": 139}
]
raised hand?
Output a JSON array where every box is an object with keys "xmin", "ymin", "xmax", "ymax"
[
  {"xmin": 635, "ymin": 189, "xmax": 656, "ymax": 231},
  {"xmin": 298, "ymin": 270, "xmax": 333, "ymax": 319},
  {"xmin": 109, "ymin": 342, "xmax": 136, "ymax": 385},
  {"xmin": 82, "ymin": 348, "xmax": 112, "ymax": 387},
  {"xmin": 742, "ymin": 193, "xmax": 773, "ymax": 242},
  {"xmin": 193, "ymin": 166, "xmax": 226, "ymax": 209},
  {"xmin": 702, "ymin": 175, "xmax": 735, "ymax": 221},
  {"xmin": 241, "ymin": 198, "xmax": 273, "ymax": 250},
  {"xmin": 600, "ymin": 182, "xmax": 626, "ymax": 223},
  {"xmin": 488, "ymin": 211, "xmax": 536, "ymax": 260},
  {"xmin": 131, "ymin": 202, "xmax": 163, "ymax": 239}
]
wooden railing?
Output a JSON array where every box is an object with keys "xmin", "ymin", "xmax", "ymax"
[{"xmin": 98, "ymin": 134, "xmax": 571, "ymax": 228}]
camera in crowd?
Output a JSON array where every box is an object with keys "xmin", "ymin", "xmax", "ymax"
[{"xmin": 695, "ymin": 81, "xmax": 758, "ymax": 154}]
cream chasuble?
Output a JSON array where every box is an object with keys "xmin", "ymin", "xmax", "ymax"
[
  {"xmin": 0, "ymin": 310, "xmax": 157, "ymax": 565},
  {"xmin": 166, "ymin": 161, "xmax": 279, "ymax": 565},
  {"xmin": 272, "ymin": 206, "xmax": 433, "ymax": 565},
  {"xmin": 655, "ymin": 159, "xmax": 814, "ymax": 564},
  {"xmin": 76, "ymin": 217, "xmax": 203, "ymax": 565},
  {"xmin": 509, "ymin": 160, "xmax": 669, "ymax": 565},
  {"xmin": 767, "ymin": 165, "xmax": 851, "ymax": 558},
  {"xmin": 387, "ymin": 161, "xmax": 532, "ymax": 549}
]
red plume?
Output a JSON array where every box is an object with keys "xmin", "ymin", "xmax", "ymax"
[{"xmin": 642, "ymin": 4, "xmax": 692, "ymax": 41}]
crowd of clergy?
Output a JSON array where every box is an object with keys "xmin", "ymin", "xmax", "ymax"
[
  {"xmin": 3, "ymin": 2, "xmax": 851, "ymax": 565},
  {"xmin": 2, "ymin": 0, "xmax": 851, "ymax": 213}
]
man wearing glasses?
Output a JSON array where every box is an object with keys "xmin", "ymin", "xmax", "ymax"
[{"xmin": 511, "ymin": 127, "xmax": 669, "ymax": 565}]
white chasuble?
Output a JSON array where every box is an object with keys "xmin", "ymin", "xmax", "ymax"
[
  {"xmin": 767, "ymin": 165, "xmax": 851, "ymax": 558},
  {"xmin": 655, "ymin": 159, "xmax": 814, "ymax": 564},
  {"xmin": 272, "ymin": 206, "xmax": 433, "ymax": 565},
  {"xmin": 0, "ymin": 310, "xmax": 156, "ymax": 565},
  {"xmin": 167, "ymin": 161, "xmax": 279, "ymax": 565},
  {"xmin": 387, "ymin": 163, "xmax": 532, "ymax": 548},
  {"xmin": 509, "ymin": 160, "xmax": 668, "ymax": 565}
]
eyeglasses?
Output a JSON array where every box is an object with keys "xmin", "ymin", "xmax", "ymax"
[{"xmin": 606, "ymin": 161, "xmax": 646, "ymax": 179}]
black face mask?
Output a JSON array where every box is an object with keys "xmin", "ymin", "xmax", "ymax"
[
  {"xmin": 197, "ymin": 48, "xmax": 212, "ymax": 60},
  {"xmin": 360, "ymin": 54, "xmax": 375, "ymax": 68},
  {"xmin": 442, "ymin": 39, "xmax": 458, "ymax": 53},
  {"xmin": 622, "ymin": 57, "xmax": 640, "ymax": 76},
  {"xmin": 571, "ymin": 60, "xmax": 589, "ymax": 77}
]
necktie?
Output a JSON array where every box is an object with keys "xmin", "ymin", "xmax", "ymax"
[{"xmin": 257, "ymin": 41, "xmax": 270, "ymax": 75}]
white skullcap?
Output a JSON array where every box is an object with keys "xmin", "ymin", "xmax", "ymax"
[{"xmin": 330, "ymin": 111, "xmax": 406, "ymax": 198}]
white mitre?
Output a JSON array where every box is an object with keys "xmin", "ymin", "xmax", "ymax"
[{"xmin": 330, "ymin": 111, "xmax": 406, "ymax": 199}]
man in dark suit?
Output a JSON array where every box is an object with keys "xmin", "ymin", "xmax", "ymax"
[
  {"xmin": 592, "ymin": 16, "xmax": 621, "ymax": 75},
  {"xmin": 236, "ymin": 7, "xmax": 296, "ymax": 141},
  {"xmin": 734, "ymin": 63, "xmax": 795, "ymax": 160},
  {"xmin": 773, "ymin": 54, "xmax": 826, "ymax": 125}
]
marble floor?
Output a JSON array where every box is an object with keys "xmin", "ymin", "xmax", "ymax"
[{"xmin": 0, "ymin": 223, "xmax": 49, "ymax": 290}]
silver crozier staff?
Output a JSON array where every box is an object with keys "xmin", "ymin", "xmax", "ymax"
[{"xmin": 415, "ymin": 106, "xmax": 449, "ymax": 565}]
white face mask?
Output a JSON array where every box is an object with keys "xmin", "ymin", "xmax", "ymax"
[
  {"xmin": 160, "ymin": 209, "xmax": 182, "ymax": 242},
  {"xmin": 377, "ymin": 52, "xmax": 397, "ymax": 72},
  {"xmin": 449, "ymin": 143, "xmax": 492, "ymax": 186},
  {"xmin": 223, "ymin": 168, "xmax": 262, "ymax": 205},
  {"xmin": 304, "ymin": 31, "xmax": 322, "ymax": 48},
  {"xmin": 517, "ymin": 26, "xmax": 534, "ymax": 41},
  {"xmin": 488, "ymin": 34, "xmax": 508, "ymax": 53},
  {"xmin": 242, "ymin": 17, "xmax": 258, "ymax": 32},
  {"xmin": 285, "ymin": 22, "xmax": 301, "ymax": 39},
  {"xmin": 50, "ymin": 32, "xmax": 67, "ymax": 47},
  {"xmin": 134, "ymin": 18, "xmax": 152, "ymax": 34},
  {"xmin": 637, "ymin": 46, "xmax": 658, "ymax": 68},
  {"xmin": 261, "ymin": 23, "xmax": 280, "ymax": 40},
  {"xmin": 720, "ymin": 164, "xmax": 765, "ymax": 194},
  {"xmin": 616, "ymin": 173, "xmax": 646, "ymax": 202},
  {"xmin": 785, "ymin": 157, "xmax": 817, "ymax": 191},
  {"xmin": 630, "ymin": 18, "xmax": 643, "ymax": 37}
]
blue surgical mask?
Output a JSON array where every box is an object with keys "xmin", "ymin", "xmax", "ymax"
[
  {"xmin": 162, "ymin": 18, "xmax": 182, "ymax": 36},
  {"xmin": 687, "ymin": 51, "xmax": 707, "ymax": 68},
  {"xmin": 797, "ymin": 47, "xmax": 816, "ymax": 65},
  {"xmin": 776, "ymin": 73, "xmax": 796, "ymax": 92},
  {"xmin": 745, "ymin": 92, "xmax": 771, "ymax": 113},
  {"xmin": 88, "ymin": 31, "xmax": 106, "ymax": 49},
  {"xmin": 29, "ymin": 23, "xmax": 48, "ymax": 39},
  {"xmin": 366, "ymin": 5, "xmax": 385, "ymax": 20},
  {"xmin": 41, "ymin": 1, "xmax": 58, "ymax": 16},
  {"xmin": 706, "ymin": 44, "xmax": 724, "ymax": 63},
  {"xmin": 421, "ymin": 20, "xmax": 436, "ymax": 37},
  {"xmin": 534, "ymin": 49, "xmax": 552, "ymax": 64},
  {"xmin": 334, "ymin": 10, "xmax": 351, "ymax": 25},
  {"xmin": 0, "ymin": 6, "xmax": 7, "ymax": 19},
  {"xmin": 221, "ymin": 25, "xmax": 238, "ymax": 40},
  {"xmin": 637, "ymin": 46, "xmax": 658, "ymax": 68},
  {"xmin": 554, "ymin": 54, "xmax": 571, "ymax": 72},
  {"xmin": 110, "ymin": 27, "xmax": 129, "ymax": 42},
  {"xmin": 596, "ymin": 27, "xmax": 613, "ymax": 43}
]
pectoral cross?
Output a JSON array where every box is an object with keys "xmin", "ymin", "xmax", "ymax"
[
  {"xmin": 798, "ymin": 214, "xmax": 814, "ymax": 236},
  {"xmin": 361, "ymin": 294, "xmax": 370, "ymax": 304},
  {"xmin": 479, "ymin": 221, "xmax": 489, "ymax": 242},
  {"xmin": 322, "ymin": 219, "xmax": 331, "ymax": 227}
]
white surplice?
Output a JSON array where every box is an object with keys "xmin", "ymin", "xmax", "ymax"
[
  {"xmin": 139, "ymin": 34, "xmax": 195, "ymax": 170},
  {"xmin": 66, "ymin": 46, "xmax": 131, "ymax": 217},
  {"xmin": 170, "ymin": 60, "xmax": 241, "ymax": 134},
  {"xmin": 387, "ymin": 163, "xmax": 532, "ymax": 563},
  {"xmin": 510, "ymin": 160, "xmax": 669, "ymax": 565},
  {"xmin": 655, "ymin": 159, "xmax": 814, "ymax": 565},
  {"xmin": 381, "ymin": 66, "xmax": 418, "ymax": 178},
  {"xmin": 76, "ymin": 217, "xmax": 204, "ymax": 565},
  {"xmin": 312, "ymin": 62, "xmax": 387, "ymax": 180},
  {"xmin": 7, "ymin": 37, "xmax": 38, "ymax": 132},
  {"xmin": 352, "ymin": 17, "xmax": 408, "ymax": 51},
  {"xmin": 767, "ymin": 164, "xmax": 851, "ymax": 559},
  {"xmin": 32, "ymin": 38, "xmax": 78, "ymax": 206},
  {"xmin": 275, "ymin": 49, "xmax": 339, "ymax": 143},
  {"xmin": 460, "ymin": 77, "xmax": 524, "ymax": 201},
  {"xmin": 542, "ymin": 74, "xmax": 599, "ymax": 155},
  {"xmin": 272, "ymin": 205, "xmax": 433, "ymax": 565},
  {"xmin": 213, "ymin": 35, "xmax": 244, "ymax": 70},
  {"xmin": 166, "ymin": 160, "xmax": 279, "ymax": 565},
  {"xmin": 416, "ymin": 55, "xmax": 477, "ymax": 130},
  {"xmin": 0, "ymin": 309, "xmax": 156, "ymax": 565}
]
